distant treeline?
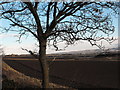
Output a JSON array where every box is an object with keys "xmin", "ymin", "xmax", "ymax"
[
  {"xmin": 95, "ymin": 52, "xmax": 120, "ymax": 58},
  {"xmin": 3, "ymin": 51, "xmax": 120, "ymax": 60}
]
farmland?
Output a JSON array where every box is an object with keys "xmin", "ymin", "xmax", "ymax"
[{"xmin": 2, "ymin": 52, "xmax": 120, "ymax": 89}]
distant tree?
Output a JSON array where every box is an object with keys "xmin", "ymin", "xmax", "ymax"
[{"xmin": 0, "ymin": 1, "xmax": 119, "ymax": 88}]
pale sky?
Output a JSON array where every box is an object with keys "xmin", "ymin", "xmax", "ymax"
[
  {"xmin": 0, "ymin": 32, "xmax": 118, "ymax": 55},
  {"xmin": 0, "ymin": 2, "xmax": 119, "ymax": 55}
]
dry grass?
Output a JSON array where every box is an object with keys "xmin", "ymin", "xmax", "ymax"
[{"xmin": 2, "ymin": 61, "xmax": 73, "ymax": 89}]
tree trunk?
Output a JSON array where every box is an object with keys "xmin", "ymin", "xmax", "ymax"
[{"xmin": 39, "ymin": 40, "xmax": 49, "ymax": 89}]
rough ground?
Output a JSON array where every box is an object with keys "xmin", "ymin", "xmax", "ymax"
[
  {"xmin": 3, "ymin": 55, "xmax": 120, "ymax": 88},
  {"xmin": 2, "ymin": 61, "xmax": 72, "ymax": 89}
]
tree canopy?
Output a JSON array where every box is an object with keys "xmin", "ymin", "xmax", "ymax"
[{"xmin": 0, "ymin": 2, "xmax": 119, "ymax": 50}]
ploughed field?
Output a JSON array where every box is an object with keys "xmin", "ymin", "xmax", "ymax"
[{"xmin": 3, "ymin": 55, "xmax": 120, "ymax": 88}]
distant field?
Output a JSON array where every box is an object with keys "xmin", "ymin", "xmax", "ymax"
[
  {"xmin": 3, "ymin": 55, "xmax": 120, "ymax": 88},
  {"xmin": 3, "ymin": 53, "xmax": 119, "ymax": 61}
]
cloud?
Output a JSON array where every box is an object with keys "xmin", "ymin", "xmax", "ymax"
[
  {"xmin": 4, "ymin": 45, "xmax": 32, "ymax": 55},
  {"xmin": 0, "ymin": 33, "xmax": 19, "ymax": 38},
  {"xmin": 47, "ymin": 37, "xmax": 119, "ymax": 54},
  {"xmin": 3, "ymin": 42, "xmax": 38, "ymax": 55},
  {"xmin": 2, "ymin": 35, "xmax": 119, "ymax": 55}
]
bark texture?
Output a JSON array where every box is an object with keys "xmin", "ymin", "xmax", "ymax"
[{"xmin": 39, "ymin": 40, "xmax": 49, "ymax": 88}]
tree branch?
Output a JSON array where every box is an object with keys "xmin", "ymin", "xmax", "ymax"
[
  {"xmin": 24, "ymin": 2, "xmax": 43, "ymax": 41},
  {"xmin": 21, "ymin": 48, "xmax": 38, "ymax": 59},
  {"xmin": 0, "ymin": 2, "xmax": 10, "ymax": 5},
  {"xmin": 46, "ymin": 2, "xmax": 53, "ymax": 31},
  {"xmin": 2, "ymin": 6, "xmax": 27, "ymax": 15},
  {"xmin": 4, "ymin": 16, "xmax": 39, "ymax": 40}
]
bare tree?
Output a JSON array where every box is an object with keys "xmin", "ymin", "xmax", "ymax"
[{"xmin": 0, "ymin": 1, "xmax": 119, "ymax": 88}]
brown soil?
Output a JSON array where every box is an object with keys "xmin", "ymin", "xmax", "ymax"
[
  {"xmin": 2, "ymin": 61, "xmax": 72, "ymax": 89},
  {"xmin": 3, "ymin": 56, "xmax": 120, "ymax": 88}
]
